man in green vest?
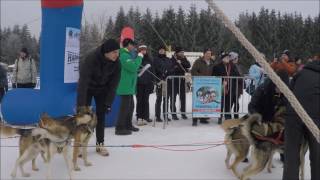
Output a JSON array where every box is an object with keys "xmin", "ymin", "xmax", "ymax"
[{"xmin": 115, "ymin": 38, "xmax": 143, "ymax": 135}]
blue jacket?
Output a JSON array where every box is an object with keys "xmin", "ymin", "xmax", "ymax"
[{"xmin": 248, "ymin": 63, "xmax": 265, "ymax": 88}]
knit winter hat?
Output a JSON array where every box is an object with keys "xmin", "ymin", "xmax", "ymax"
[
  {"xmin": 102, "ymin": 39, "xmax": 120, "ymax": 54},
  {"xmin": 220, "ymin": 51, "xmax": 229, "ymax": 60},
  {"xmin": 282, "ymin": 50, "xmax": 290, "ymax": 57},
  {"xmin": 138, "ymin": 45, "xmax": 147, "ymax": 50},
  {"xmin": 175, "ymin": 46, "xmax": 184, "ymax": 54},
  {"xmin": 20, "ymin": 47, "xmax": 29, "ymax": 55},
  {"xmin": 122, "ymin": 38, "xmax": 136, "ymax": 47},
  {"xmin": 229, "ymin": 52, "xmax": 239, "ymax": 61}
]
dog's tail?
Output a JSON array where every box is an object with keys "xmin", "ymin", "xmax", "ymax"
[
  {"xmin": 240, "ymin": 113, "xmax": 262, "ymax": 145},
  {"xmin": 0, "ymin": 124, "xmax": 32, "ymax": 137}
]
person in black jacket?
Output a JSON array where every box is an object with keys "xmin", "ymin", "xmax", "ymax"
[
  {"xmin": 0, "ymin": 62, "xmax": 8, "ymax": 101},
  {"xmin": 212, "ymin": 52, "xmax": 240, "ymax": 123},
  {"xmin": 283, "ymin": 58, "xmax": 320, "ymax": 180},
  {"xmin": 0, "ymin": 62, "xmax": 8, "ymax": 122},
  {"xmin": 248, "ymin": 71, "xmax": 289, "ymax": 123},
  {"xmin": 77, "ymin": 39, "xmax": 121, "ymax": 156},
  {"xmin": 154, "ymin": 46, "xmax": 175, "ymax": 122},
  {"xmin": 136, "ymin": 45, "xmax": 154, "ymax": 126},
  {"xmin": 171, "ymin": 47, "xmax": 191, "ymax": 120}
]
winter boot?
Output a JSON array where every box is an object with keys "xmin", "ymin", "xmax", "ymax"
[{"xmin": 96, "ymin": 143, "xmax": 109, "ymax": 156}]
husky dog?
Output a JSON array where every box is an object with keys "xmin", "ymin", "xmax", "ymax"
[
  {"xmin": 222, "ymin": 111, "xmax": 308, "ymax": 180},
  {"xmin": 0, "ymin": 124, "xmax": 72, "ymax": 179},
  {"xmin": 39, "ymin": 106, "xmax": 97, "ymax": 171},
  {"xmin": 221, "ymin": 114, "xmax": 253, "ymax": 178}
]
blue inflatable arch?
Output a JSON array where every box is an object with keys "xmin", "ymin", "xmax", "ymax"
[{"xmin": 2, "ymin": 0, "xmax": 120, "ymax": 126}]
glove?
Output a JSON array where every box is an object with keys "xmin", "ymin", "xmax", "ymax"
[
  {"xmin": 138, "ymin": 53, "xmax": 144, "ymax": 58},
  {"xmin": 105, "ymin": 105, "xmax": 111, "ymax": 114}
]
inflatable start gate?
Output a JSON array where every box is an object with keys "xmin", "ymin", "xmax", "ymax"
[{"xmin": 1, "ymin": 0, "xmax": 119, "ymax": 126}]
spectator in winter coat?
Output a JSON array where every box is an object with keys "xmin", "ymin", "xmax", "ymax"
[
  {"xmin": 248, "ymin": 70, "xmax": 289, "ymax": 123},
  {"xmin": 212, "ymin": 52, "xmax": 240, "ymax": 123},
  {"xmin": 271, "ymin": 50, "xmax": 297, "ymax": 77},
  {"xmin": 0, "ymin": 62, "xmax": 8, "ymax": 102},
  {"xmin": 115, "ymin": 38, "xmax": 143, "ymax": 136},
  {"xmin": 12, "ymin": 48, "xmax": 37, "ymax": 88},
  {"xmin": 136, "ymin": 45, "xmax": 155, "ymax": 126},
  {"xmin": 229, "ymin": 52, "xmax": 243, "ymax": 119},
  {"xmin": 191, "ymin": 48, "xmax": 215, "ymax": 126},
  {"xmin": 77, "ymin": 39, "xmax": 121, "ymax": 156},
  {"xmin": 0, "ymin": 62, "xmax": 8, "ymax": 122},
  {"xmin": 171, "ymin": 47, "xmax": 191, "ymax": 120},
  {"xmin": 247, "ymin": 55, "xmax": 268, "ymax": 96},
  {"xmin": 283, "ymin": 57, "xmax": 320, "ymax": 180},
  {"xmin": 154, "ymin": 46, "xmax": 175, "ymax": 122}
]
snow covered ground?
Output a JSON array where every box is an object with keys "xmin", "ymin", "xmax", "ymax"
[{"xmin": 0, "ymin": 93, "xmax": 311, "ymax": 180}]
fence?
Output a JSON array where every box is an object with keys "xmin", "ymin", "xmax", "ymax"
[
  {"xmin": 158, "ymin": 75, "xmax": 255, "ymax": 129},
  {"xmin": 7, "ymin": 73, "xmax": 40, "ymax": 90}
]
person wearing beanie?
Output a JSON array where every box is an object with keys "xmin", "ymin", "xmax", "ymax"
[
  {"xmin": 12, "ymin": 47, "xmax": 37, "ymax": 88},
  {"xmin": 171, "ymin": 46, "xmax": 191, "ymax": 120},
  {"xmin": 212, "ymin": 51, "xmax": 240, "ymax": 124},
  {"xmin": 135, "ymin": 45, "xmax": 154, "ymax": 126},
  {"xmin": 283, "ymin": 58, "xmax": 320, "ymax": 180},
  {"xmin": 154, "ymin": 45, "xmax": 175, "ymax": 122},
  {"xmin": 77, "ymin": 38, "xmax": 121, "ymax": 156},
  {"xmin": 229, "ymin": 51, "xmax": 243, "ymax": 119},
  {"xmin": 271, "ymin": 50, "xmax": 297, "ymax": 77},
  {"xmin": 115, "ymin": 38, "xmax": 143, "ymax": 135}
]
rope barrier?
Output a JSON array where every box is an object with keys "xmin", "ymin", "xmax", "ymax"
[
  {"xmin": 0, "ymin": 139, "xmax": 247, "ymax": 152},
  {"xmin": 205, "ymin": 0, "xmax": 320, "ymax": 143}
]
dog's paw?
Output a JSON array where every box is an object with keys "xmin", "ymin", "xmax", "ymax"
[
  {"xmin": 84, "ymin": 161, "xmax": 92, "ymax": 167},
  {"xmin": 74, "ymin": 166, "xmax": 81, "ymax": 171},
  {"xmin": 22, "ymin": 172, "xmax": 31, "ymax": 177}
]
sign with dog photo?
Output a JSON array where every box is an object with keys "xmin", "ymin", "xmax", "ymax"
[
  {"xmin": 192, "ymin": 77, "xmax": 222, "ymax": 118},
  {"xmin": 64, "ymin": 27, "xmax": 80, "ymax": 83}
]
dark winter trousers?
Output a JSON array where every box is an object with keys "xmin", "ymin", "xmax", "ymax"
[
  {"xmin": 221, "ymin": 93, "xmax": 232, "ymax": 120},
  {"xmin": 283, "ymin": 116, "xmax": 320, "ymax": 180},
  {"xmin": 0, "ymin": 87, "xmax": 5, "ymax": 102},
  {"xmin": 85, "ymin": 90, "xmax": 107, "ymax": 144},
  {"xmin": 0, "ymin": 87, "xmax": 5, "ymax": 121},
  {"xmin": 155, "ymin": 83, "xmax": 173, "ymax": 120},
  {"xmin": 136, "ymin": 84, "xmax": 151, "ymax": 120},
  {"xmin": 231, "ymin": 95, "xmax": 240, "ymax": 119},
  {"xmin": 116, "ymin": 95, "xmax": 134, "ymax": 130},
  {"xmin": 172, "ymin": 79, "xmax": 186, "ymax": 115}
]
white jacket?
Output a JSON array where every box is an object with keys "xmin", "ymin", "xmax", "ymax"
[{"xmin": 12, "ymin": 57, "xmax": 37, "ymax": 84}]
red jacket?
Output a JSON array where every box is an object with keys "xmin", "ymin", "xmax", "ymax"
[{"xmin": 271, "ymin": 60, "xmax": 297, "ymax": 76}]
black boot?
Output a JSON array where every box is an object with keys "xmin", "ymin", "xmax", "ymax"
[
  {"xmin": 218, "ymin": 118, "xmax": 222, "ymax": 124},
  {"xmin": 172, "ymin": 115, "xmax": 179, "ymax": 120},
  {"xmin": 115, "ymin": 129, "xmax": 132, "ymax": 135},
  {"xmin": 192, "ymin": 119, "xmax": 198, "ymax": 126},
  {"xmin": 156, "ymin": 118, "xmax": 163, "ymax": 122},
  {"xmin": 181, "ymin": 114, "xmax": 188, "ymax": 120},
  {"xmin": 128, "ymin": 126, "xmax": 139, "ymax": 132},
  {"xmin": 200, "ymin": 119, "xmax": 209, "ymax": 124}
]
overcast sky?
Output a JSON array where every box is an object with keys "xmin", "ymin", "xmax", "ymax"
[{"xmin": 1, "ymin": 0, "xmax": 319, "ymax": 38}]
